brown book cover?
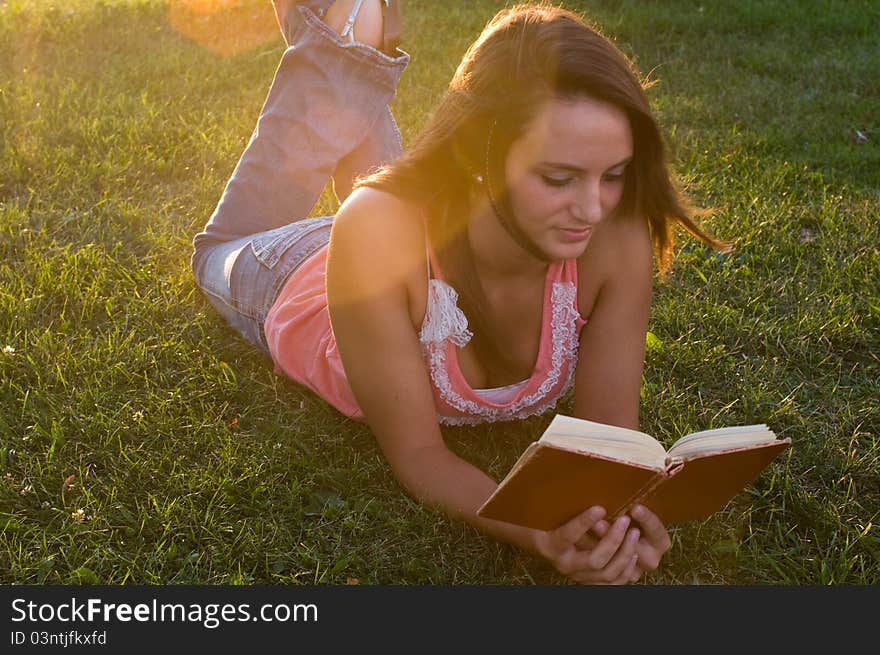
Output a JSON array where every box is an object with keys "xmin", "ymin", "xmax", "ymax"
[{"xmin": 477, "ymin": 416, "xmax": 791, "ymax": 530}]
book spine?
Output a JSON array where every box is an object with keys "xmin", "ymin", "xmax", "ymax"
[{"xmin": 609, "ymin": 461, "xmax": 685, "ymax": 520}]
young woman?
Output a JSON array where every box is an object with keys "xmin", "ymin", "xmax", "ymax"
[{"xmin": 191, "ymin": 0, "xmax": 723, "ymax": 584}]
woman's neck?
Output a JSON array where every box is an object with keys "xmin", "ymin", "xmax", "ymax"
[{"xmin": 466, "ymin": 194, "xmax": 549, "ymax": 284}]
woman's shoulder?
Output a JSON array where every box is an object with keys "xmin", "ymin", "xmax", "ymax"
[
  {"xmin": 576, "ymin": 214, "xmax": 653, "ymax": 317},
  {"xmin": 579, "ymin": 213, "xmax": 653, "ymax": 281},
  {"xmin": 332, "ymin": 186, "xmax": 426, "ymax": 253},
  {"xmin": 327, "ymin": 186, "xmax": 429, "ymax": 322}
]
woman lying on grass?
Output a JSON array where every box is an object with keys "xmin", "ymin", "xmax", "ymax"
[{"xmin": 191, "ymin": 0, "xmax": 723, "ymax": 584}]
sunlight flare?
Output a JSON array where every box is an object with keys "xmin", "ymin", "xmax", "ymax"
[{"xmin": 167, "ymin": 0, "xmax": 278, "ymax": 57}]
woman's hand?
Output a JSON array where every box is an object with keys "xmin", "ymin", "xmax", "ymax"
[
  {"xmin": 531, "ymin": 506, "xmax": 642, "ymax": 584},
  {"xmin": 578, "ymin": 504, "xmax": 672, "ymax": 582},
  {"xmin": 629, "ymin": 504, "xmax": 672, "ymax": 574}
]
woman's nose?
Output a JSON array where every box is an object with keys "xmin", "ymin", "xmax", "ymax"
[{"xmin": 571, "ymin": 180, "xmax": 603, "ymax": 225}]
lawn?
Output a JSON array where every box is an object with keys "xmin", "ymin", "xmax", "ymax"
[{"xmin": 0, "ymin": 0, "xmax": 877, "ymax": 584}]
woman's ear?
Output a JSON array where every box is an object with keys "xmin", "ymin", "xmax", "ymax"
[{"xmin": 450, "ymin": 138, "xmax": 484, "ymax": 187}]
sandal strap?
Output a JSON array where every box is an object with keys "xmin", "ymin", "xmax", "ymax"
[{"xmin": 339, "ymin": 0, "xmax": 367, "ymax": 42}]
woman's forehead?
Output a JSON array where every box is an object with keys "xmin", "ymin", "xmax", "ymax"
[{"xmin": 512, "ymin": 97, "xmax": 633, "ymax": 165}]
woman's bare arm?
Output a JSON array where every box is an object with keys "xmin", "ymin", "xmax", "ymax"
[
  {"xmin": 326, "ymin": 188, "xmax": 536, "ymax": 545},
  {"xmin": 573, "ymin": 215, "xmax": 654, "ymax": 430},
  {"xmin": 573, "ymin": 215, "xmax": 672, "ymax": 578}
]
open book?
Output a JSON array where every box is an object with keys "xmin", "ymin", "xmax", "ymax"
[{"xmin": 477, "ymin": 415, "xmax": 791, "ymax": 530}]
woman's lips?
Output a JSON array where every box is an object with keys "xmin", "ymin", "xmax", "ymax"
[{"xmin": 557, "ymin": 226, "xmax": 593, "ymax": 242}]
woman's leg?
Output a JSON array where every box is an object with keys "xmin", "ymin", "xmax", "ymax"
[
  {"xmin": 332, "ymin": 106, "xmax": 402, "ymax": 201},
  {"xmin": 191, "ymin": 0, "xmax": 408, "ymax": 351},
  {"xmin": 317, "ymin": 1, "xmax": 405, "ymax": 201},
  {"xmin": 193, "ymin": 0, "xmax": 407, "ymax": 250}
]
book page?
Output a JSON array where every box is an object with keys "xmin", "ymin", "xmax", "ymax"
[
  {"xmin": 539, "ymin": 415, "xmax": 667, "ymax": 468},
  {"xmin": 668, "ymin": 424, "xmax": 780, "ymax": 460}
]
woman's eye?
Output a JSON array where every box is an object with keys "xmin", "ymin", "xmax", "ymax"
[
  {"xmin": 541, "ymin": 175, "xmax": 573, "ymax": 188},
  {"xmin": 603, "ymin": 171, "xmax": 626, "ymax": 183}
]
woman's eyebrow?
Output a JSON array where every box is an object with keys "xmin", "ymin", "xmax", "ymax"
[{"xmin": 538, "ymin": 156, "xmax": 633, "ymax": 173}]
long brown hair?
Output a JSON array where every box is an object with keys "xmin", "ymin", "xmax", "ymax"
[{"xmin": 358, "ymin": 3, "xmax": 725, "ymax": 379}]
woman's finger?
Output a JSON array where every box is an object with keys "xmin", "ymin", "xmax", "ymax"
[
  {"xmin": 575, "ymin": 533, "xmax": 599, "ymax": 550},
  {"xmin": 630, "ymin": 504, "xmax": 671, "ymax": 551},
  {"xmin": 572, "ymin": 553, "xmax": 639, "ymax": 585},
  {"xmin": 550, "ymin": 506, "xmax": 606, "ymax": 549},
  {"xmin": 579, "ymin": 515, "xmax": 630, "ymax": 571},
  {"xmin": 591, "ymin": 519, "xmax": 610, "ymax": 538},
  {"xmin": 597, "ymin": 527, "xmax": 640, "ymax": 581},
  {"xmin": 629, "ymin": 562, "xmax": 643, "ymax": 583},
  {"xmin": 606, "ymin": 555, "xmax": 640, "ymax": 585}
]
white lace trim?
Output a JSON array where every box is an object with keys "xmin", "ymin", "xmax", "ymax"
[
  {"xmin": 419, "ymin": 279, "xmax": 473, "ymax": 347},
  {"xmin": 420, "ymin": 280, "xmax": 581, "ymax": 426}
]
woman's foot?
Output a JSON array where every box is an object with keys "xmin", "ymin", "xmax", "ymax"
[
  {"xmin": 323, "ymin": 0, "xmax": 384, "ymax": 50},
  {"xmin": 272, "ymin": 1, "xmax": 399, "ymax": 53}
]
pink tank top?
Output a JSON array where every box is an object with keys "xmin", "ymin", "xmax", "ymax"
[{"xmin": 264, "ymin": 239, "xmax": 587, "ymax": 425}]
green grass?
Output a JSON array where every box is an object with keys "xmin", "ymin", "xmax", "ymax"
[{"xmin": 1, "ymin": 0, "xmax": 877, "ymax": 585}]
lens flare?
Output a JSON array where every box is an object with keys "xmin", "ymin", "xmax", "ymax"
[{"xmin": 167, "ymin": 0, "xmax": 278, "ymax": 58}]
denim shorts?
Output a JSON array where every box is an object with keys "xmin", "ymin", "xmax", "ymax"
[
  {"xmin": 192, "ymin": 215, "xmax": 335, "ymax": 354},
  {"xmin": 191, "ymin": 0, "xmax": 409, "ymax": 354}
]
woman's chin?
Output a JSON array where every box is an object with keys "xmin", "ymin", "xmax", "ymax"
[{"xmin": 545, "ymin": 234, "xmax": 593, "ymax": 261}]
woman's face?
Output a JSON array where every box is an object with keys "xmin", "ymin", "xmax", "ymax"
[{"xmin": 503, "ymin": 96, "xmax": 634, "ymax": 261}]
